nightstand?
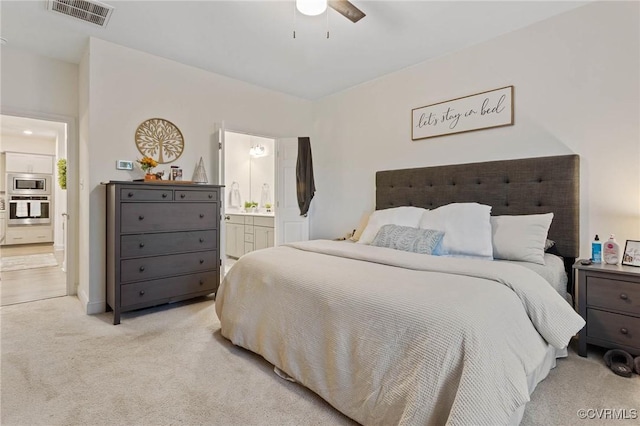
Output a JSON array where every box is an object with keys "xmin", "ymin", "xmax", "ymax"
[{"xmin": 574, "ymin": 260, "xmax": 640, "ymax": 357}]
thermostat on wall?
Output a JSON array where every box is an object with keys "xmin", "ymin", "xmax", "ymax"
[{"xmin": 116, "ymin": 160, "xmax": 134, "ymax": 171}]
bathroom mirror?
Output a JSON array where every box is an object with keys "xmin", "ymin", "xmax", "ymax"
[{"xmin": 224, "ymin": 132, "xmax": 275, "ymax": 214}]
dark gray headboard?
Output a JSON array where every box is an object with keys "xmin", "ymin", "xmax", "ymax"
[{"xmin": 376, "ymin": 155, "xmax": 580, "ymax": 258}]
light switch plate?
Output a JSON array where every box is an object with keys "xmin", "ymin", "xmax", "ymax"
[{"xmin": 116, "ymin": 160, "xmax": 133, "ymax": 170}]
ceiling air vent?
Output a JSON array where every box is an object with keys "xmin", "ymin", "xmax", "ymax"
[{"xmin": 47, "ymin": 0, "xmax": 114, "ymax": 27}]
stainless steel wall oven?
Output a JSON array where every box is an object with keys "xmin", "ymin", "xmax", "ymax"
[{"xmin": 8, "ymin": 195, "xmax": 51, "ymax": 226}]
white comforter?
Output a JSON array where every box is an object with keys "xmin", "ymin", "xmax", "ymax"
[{"xmin": 215, "ymin": 240, "xmax": 585, "ymax": 425}]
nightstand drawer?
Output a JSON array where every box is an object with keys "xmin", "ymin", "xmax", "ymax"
[
  {"xmin": 587, "ymin": 276, "xmax": 640, "ymax": 315},
  {"xmin": 587, "ymin": 309, "xmax": 640, "ymax": 349}
]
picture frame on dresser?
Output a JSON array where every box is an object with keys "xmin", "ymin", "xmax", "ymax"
[{"xmin": 622, "ymin": 240, "xmax": 640, "ymax": 267}]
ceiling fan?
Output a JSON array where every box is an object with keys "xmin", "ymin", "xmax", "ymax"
[
  {"xmin": 296, "ymin": 0, "xmax": 366, "ymax": 23},
  {"xmin": 329, "ymin": 0, "xmax": 366, "ymax": 23}
]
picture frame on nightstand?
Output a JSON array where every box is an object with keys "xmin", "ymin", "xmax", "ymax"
[{"xmin": 622, "ymin": 239, "xmax": 640, "ymax": 267}]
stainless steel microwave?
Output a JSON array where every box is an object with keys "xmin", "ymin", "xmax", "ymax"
[{"xmin": 8, "ymin": 173, "xmax": 52, "ymax": 195}]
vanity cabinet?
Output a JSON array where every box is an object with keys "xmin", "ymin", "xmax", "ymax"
[
  {"xmin": 5, "ymin": 152, "xmax": 54, "ymax": 174},
  {"xmin": 225, "ymin": 215, "xmax": 245, "ymax": 259},
  {"xmin": 253, "ymin": 216, "xmax": 275, "ymax": 251},
  {"xmin": 105, "ymin": 181, "xmax": 222, "ymax": 325},
  {"xmin": 225, "ymin": 214, "xmax": 274, "ymax": 258}
]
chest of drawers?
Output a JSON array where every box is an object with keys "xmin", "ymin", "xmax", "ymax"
[
  {"xmin": 574, "ymin": 261, "xmax": 640, "ymax": 356},
  {"xmin": 106, "ymin": 182, "xmax": 222, "ymax": 324}
]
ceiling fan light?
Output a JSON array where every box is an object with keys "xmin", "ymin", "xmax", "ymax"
[{"xmin": 296, "ymin": 0, "xmax": 327, "ymax": 16}]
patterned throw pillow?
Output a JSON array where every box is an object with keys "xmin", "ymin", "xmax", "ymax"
[{"xmin": 371, "ymin": 224, "xmax": 444, "ymax": 254}]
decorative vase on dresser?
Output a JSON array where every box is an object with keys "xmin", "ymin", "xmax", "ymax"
[
  {"xmin": 105, "ymin": 181, "xmax": 222, "ymax": 324},
  {"xmin": 574, "ymin": 260, "xmax": 640, "ymax": 357}
]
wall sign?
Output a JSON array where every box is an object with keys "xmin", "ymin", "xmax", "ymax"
[{"xmin": 412, "ymin": 86, "xmax": 514, "ymax": 140}]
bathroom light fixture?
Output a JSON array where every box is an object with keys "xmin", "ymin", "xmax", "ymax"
[
  {"xmin": 23, "ymin": 130, "xmax": 33, "ymax": 135},
  {"xmin": 249, "ymin": 144, "xmax": 266, "ymax": 157},
  {"xmin": 296, "ymin": 0, "xmax": 327, "ymax": 16}
]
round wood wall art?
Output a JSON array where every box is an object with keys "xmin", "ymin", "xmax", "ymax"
[{"xmin": 135, "ymin": 118, "xmax": 184, "ymax": 164}]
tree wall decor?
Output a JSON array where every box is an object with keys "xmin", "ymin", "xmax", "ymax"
[{"xmin": 135, "ymin": 118, "xmax": 184, "ymax": 164}]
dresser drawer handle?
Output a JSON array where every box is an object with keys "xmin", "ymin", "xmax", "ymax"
[
  {"xmin": 128, "ymin": 192, "xmax": 134, "ymax": 197},
  {"xmin": 208, "ymin": 194, "xmax": 213, "ymax": 199},
  {"xmin": 139, "ymin": 290, "xmax": 145, "ymax": 296},
  {"xmin": 180, "ymin": 194, "xmax": 186, "ymax": 199},
  {"xmin": 199, "ymin": 259, "xmax": 204, "ymax": 264},
  {"xmin": 620, "ymin": 293, "xmax": 628, "ymax": 300},
  {"xmin": 199, "ymin": 279, "xmax": 204, "ymax": 285},
  {"xmin": 139, "ymin": 242, "xmax": 145, "ymax": 248},
  {"xmin": 620, "ymin": 328, "xmax": 629, "ymax": 335},
  {"xmin": 199, "ymin": 213, "xmax": 205, "ymax": 218},
  {"xmin": 162, "ymin": 193, "xmax": 167, "ymax": 198},
  {"xmin": 138, "ymin": 215, "xmax": 144, "ymax": 220},
  {"xmin": 199, "ymin": 238, "xmax": 204, "ymax": 243},
  {"xmin": 139, "ymin": 266, "xmax": 145, "ymax": 272}
]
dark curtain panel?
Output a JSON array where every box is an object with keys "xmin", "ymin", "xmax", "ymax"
[{"xmin": 296, "ymin": 137, "xmax": 316, "ymax": 216}]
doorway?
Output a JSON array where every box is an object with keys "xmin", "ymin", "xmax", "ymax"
[
  {"xmin": 222, "ymin": 131, "xmax": 276, "ymax": 274},
  {"xmin": 0, "ymin": 114, "xmax": 72, "ymax": 305},
  {"xmin": 216, "ymin": 129, "xmax": 310, "ymax": 276}
]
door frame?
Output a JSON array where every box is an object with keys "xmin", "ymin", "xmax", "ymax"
[
  {"xmin": 218, "ymin": 127, "xmax": 278, "ymax": 261},
  {"xmin": 1, "ymin": 107, "xmax": 78, "ymax": 296}
]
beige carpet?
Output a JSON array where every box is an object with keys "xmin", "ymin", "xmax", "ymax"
[
  {"xmin": 1, "ymin": 296, "xmax": 639, "ymax": 426},
  {"xmin": 0, "ymin": 253, "xmax": 58, "ymax": 272}
]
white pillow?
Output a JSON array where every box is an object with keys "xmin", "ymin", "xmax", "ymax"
[
  {"xmin": 419, "ymin": 203, "xmax": 493, "ymax": 259},
  {"xmin": 490, "ymin": 213, "xmax": 554, "ymax": 265},
  {"xmin": 357, "ymin": 207, "xmax": 427, "ymax": 245}
]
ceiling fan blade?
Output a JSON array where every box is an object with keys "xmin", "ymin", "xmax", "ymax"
[{"xmin": 328, "ymin": 0, "xmax": 366, "ymax": 23}]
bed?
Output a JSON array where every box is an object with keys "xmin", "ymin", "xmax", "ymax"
[{"xmin": 215, "ymin": 154, "xmax": 585, "ymax": 425}]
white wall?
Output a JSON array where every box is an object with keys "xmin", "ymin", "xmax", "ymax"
[
  {"xmin": 80, "ymin": 38, "xmax": 312, "ymax": 312},
  {"xmin": 311, "ymin": 1, "xmax": 640, "ymax": 259},
  {"xmin": 0, "ymin": 48, "xmax": 78, "ymax": 117}
]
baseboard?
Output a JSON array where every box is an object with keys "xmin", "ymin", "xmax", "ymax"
[{"xmin": 78, "ymin": 288, "xmax": 105, "ymax": 315}]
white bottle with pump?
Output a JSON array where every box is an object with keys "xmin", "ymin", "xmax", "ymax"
[
  {"xmin": 591, "ymin": 234, "xmax": 602, "ymax": 263},
  {"xmin": 603, "ymin": 234, "xmax": 620, "ymax": 265}
]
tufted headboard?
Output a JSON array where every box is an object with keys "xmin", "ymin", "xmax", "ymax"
[{"xmin": 376, "ymin": 155, "xmax": 580, "ymax": 259}]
